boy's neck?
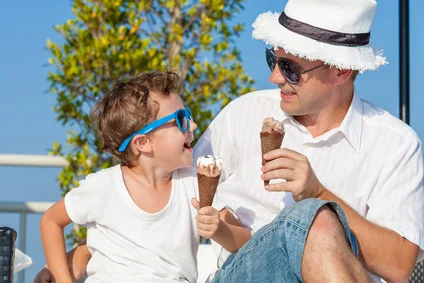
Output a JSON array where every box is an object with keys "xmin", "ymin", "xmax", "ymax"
[
  {"xmin": 121, "ymin": 165, "xmax": 174, "ymax": 214},
  {"xmin": 123, "ymin": 164, "xmax": 173, "ymax": 191}
]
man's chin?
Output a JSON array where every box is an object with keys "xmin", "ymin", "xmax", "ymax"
[{"xmin": 280, "ymin": 102, "xmax": 301, "ymax": 116}]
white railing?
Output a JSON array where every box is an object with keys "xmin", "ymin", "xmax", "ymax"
[
  {"xmin": 0, "ymin": 201, "xmax": 54, "ymax": 283},
  {"xmin": 0, "ymin": 154, "xmax": 67, "ymax": 283},
  {"xmin": 0, "ymin": 154, "xmax": 68, "ymax": 167},
  {"xmin": 0, "ymin": 154, "xmax": 217, "ymax": 283}
]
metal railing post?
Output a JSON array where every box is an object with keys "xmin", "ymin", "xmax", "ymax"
[
  {"xmin": 18, "ymin": 212, "xmax": 27, "ymax": 283},
  {"xmin": 399, "ymin": 0, "xmax": 410, "ymax": 124}
]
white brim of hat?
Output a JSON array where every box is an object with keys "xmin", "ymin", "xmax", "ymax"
[{"xmin": 252, "ymin": 12, "xmax": 387, "ymax": 72}]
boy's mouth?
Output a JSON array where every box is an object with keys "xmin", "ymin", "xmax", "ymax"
[{"xmin": 184, "ymin": 142, "xmax": 192, "ymax": 149}]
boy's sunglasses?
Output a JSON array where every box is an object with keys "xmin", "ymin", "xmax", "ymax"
[
  {"xmin": 265, "ymin": 48, "xmax": 325, "ymax": 85},
  {"xmin": 118, "ymin": 108, "xmax": 193, "ymax": 152}
]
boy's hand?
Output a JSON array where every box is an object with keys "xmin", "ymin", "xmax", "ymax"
[
  {"xmin": 191, "ymin": 198, "xmax": 221, "ymax": 239},
  {"xmin": 34, "ymin": 265, "xmax": 53, "ymax": 283}
]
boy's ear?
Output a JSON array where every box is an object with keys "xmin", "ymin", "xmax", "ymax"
[{"xmin": 132, "ymin": 134, "xmax": 152, "ymax": 153}]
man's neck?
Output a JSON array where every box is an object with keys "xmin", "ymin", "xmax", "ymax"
[{"xmin": 295, "ymin": 87, "xmax": 354, "ymax": 138}]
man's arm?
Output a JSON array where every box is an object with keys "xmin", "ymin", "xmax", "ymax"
[
  {"xmin": 262, "ymin": 147, "xmax": 421, "ymax": 282},
  {"xmin": 317, "ymin": 189, "xmax": 419, "ymax": 282}
]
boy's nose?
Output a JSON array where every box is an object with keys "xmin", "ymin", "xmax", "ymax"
[{"xmin": 190, "ymin": 120, "xmax": 197, "ymax": 132}]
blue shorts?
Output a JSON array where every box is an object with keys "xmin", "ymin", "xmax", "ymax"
[{"xmin": 211, "ymin": 198, "xmax": 358, "ymax": 283}]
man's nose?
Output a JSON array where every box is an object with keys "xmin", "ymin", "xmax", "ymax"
[{"xmin": 269, "ymin": 65, "xmax": 286, "ymax": 85}]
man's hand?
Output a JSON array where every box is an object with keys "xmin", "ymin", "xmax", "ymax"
[
  {"xmin": 191, "ymin": 198, "xmax": 221, "ymax": 239},
  {"xmin": 261, "ymin": 148, "xmax": 325, "ymax": 201}
]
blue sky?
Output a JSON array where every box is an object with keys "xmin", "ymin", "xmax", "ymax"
[{"xmin": 0, "ymin": 1, "xmax": 423, "ymax": 281}]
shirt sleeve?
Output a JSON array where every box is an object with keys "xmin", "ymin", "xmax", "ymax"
[
  {"xmin": 366, "ymin": 138, "xmax": 424, "ymax": 260},
  {"xmin": 64, "ymin": 175, "xmax": 98, "ymax": 225}
]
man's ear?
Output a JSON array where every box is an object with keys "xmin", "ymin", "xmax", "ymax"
[
  {"xmin": 132, "ymin": 134, "xmax": 152, "ymax": 154},
  {"xmin": 332, "ymin": 68, "xmax": 353, "ymax": 85}
]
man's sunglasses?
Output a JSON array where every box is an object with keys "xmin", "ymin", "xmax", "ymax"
[
  {"xmin": 265, "ymin": 48, "xmax": 325, "ymax": 85},
  {"xmin": 118, "ymin": 108, "xmax": 193, "ymax": 152}
]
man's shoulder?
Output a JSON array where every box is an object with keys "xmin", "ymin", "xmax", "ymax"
[
  {"xmin": 223, "ymin": 88, "xmax": 283, "ymax": 119},
  {"xmin": 361, "ymin": 99, "xmax": 421, "ymax": 143},
  {"xmin": 229, "ymin": 88, "xmax": 281, "ymax": 106}
]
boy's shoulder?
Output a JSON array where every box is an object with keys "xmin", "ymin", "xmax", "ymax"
[
  {"xmin": 79, "ymin": 164, "xmax": 121, "ymax": 190},
  {"xmin": 173, "ymin": 167, "xmax": 198, "ymax": 196}
]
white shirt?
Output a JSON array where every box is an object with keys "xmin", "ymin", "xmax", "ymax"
[
  {"xmin": 194, "ymin": 89, "xmax": 424, "ymax": 282},
  {"xmin": 65, "ymin": 165, "xmax": 200, "ymax": 283}
]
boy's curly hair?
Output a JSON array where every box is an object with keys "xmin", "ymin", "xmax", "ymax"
[{"xmin": 90, "ymin": 71, "xmax": 181, "ymax": 166}]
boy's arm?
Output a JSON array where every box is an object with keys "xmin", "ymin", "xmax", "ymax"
[
  {"xmin": 68, "ymin": 241, "xmax": 91, "ymax": 280},
  {"xmin": 211, "ymin": 208, "xmax": 251, "ymax": 253},
  {"xmin": 40, "ymin": 199, "xmax": 74, "ymax": 283}
]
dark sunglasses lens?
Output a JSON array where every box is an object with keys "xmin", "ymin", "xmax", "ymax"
[
  {"xmin": 177, "ymin": 110, "xmax": 188, "ymax": 131},
  {"xmin": 279, "ymin": 59, "xmax": 300, "ymax": 84},
  {"xmin": 266, "ymin": 49, "xmax": 276, "ymax": 72}
]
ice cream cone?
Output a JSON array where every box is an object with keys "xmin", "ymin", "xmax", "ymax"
[
  {"xmin": 261, "ymin": 118, "xmax": 285, "ymax": 186},
  {"xmin": 197, "ymin": 173, "xmax": 220, "ymax": 208},
  {"xmin": 197, "ymin": 156, "xmax": 223, "ymax": 208}
]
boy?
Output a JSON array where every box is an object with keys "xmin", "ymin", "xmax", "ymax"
[{"xmin": 40, "ymin": 71, "xmax": 251, "ymax": 282}]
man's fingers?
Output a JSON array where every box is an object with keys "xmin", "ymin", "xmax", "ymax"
[
  {"xmin": 265, "ymin": 180, "xmax": 293, "ymax": 192},
  {"xmin": 261, "ymin": 158, "xmax": 297, "ymax": 173},
  {"xmin": 261, "ymin": 169, "xmax": 294, "ymax": 182},
  {"xmin": 263, "ymin": 148, "xmax": 305, "ymax": 162}
]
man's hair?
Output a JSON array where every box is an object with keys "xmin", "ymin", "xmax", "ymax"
[
  {"xmin": 90, "ymin": 71, "xmax": 181, "ymax": 166},
  {"xmin": 351, "ymin": 70, "xmax": 360, "ymax": 81}
]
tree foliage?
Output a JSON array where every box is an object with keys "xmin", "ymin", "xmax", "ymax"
[{"xmin": 47, "ymin": 0, "xmax": 255, "ymax": 243}]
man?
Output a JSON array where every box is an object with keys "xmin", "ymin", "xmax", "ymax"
[{"xmin": 36, "ymin": 0, "xmax": 423, "ymax": 282}]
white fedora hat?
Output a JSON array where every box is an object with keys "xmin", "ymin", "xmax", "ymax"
[{"xmin": 252, "ymin": 0, "xmax": 387, "ymax": 71}]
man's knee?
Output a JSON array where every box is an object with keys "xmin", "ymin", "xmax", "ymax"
[
  {"xmin": 311, "ymin": 206, "xmax": 344, "ymax": 233},
  {"xmin": 308, "ymin": 206, "xmax": 351, "ymax": 250}
]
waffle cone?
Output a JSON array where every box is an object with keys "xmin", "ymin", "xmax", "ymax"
[
  {"xmin": 197, "ymin": 173, "xmax": 220, "ymax": 208},
  {"xmin": 260, "ymin": 132, "xmax": 284, "ymax": 186}
]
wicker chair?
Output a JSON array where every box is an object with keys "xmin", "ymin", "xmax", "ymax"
[
  {"xmin": 0, "ymin": 227, "xmax": 17, "ymax": 283},
  {"xmin": 408, "ymin": 261, "xmax": 424, "ymax": 283}
]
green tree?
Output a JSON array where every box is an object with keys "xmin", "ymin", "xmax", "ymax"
[{"xmin": 47, "ymin": 0, "xmax": 255, "ymax": 243}]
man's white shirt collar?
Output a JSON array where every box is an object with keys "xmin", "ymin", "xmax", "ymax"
[{"xmin": 276, "ymin": 90, "xmax": 363, "ymax": 152}]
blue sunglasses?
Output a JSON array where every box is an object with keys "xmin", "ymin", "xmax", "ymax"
[{"xmin": 118, "ymin": 108, "xmax": 193, "ymax": 152}]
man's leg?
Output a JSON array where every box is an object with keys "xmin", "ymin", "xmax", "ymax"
[
  {"xmin": 211, "ymin": 199, "xmax": 370, "ymax": 283},
  {"xmin": 302, "ymin": 206, "xmax": 370, "ymax": 283}
]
